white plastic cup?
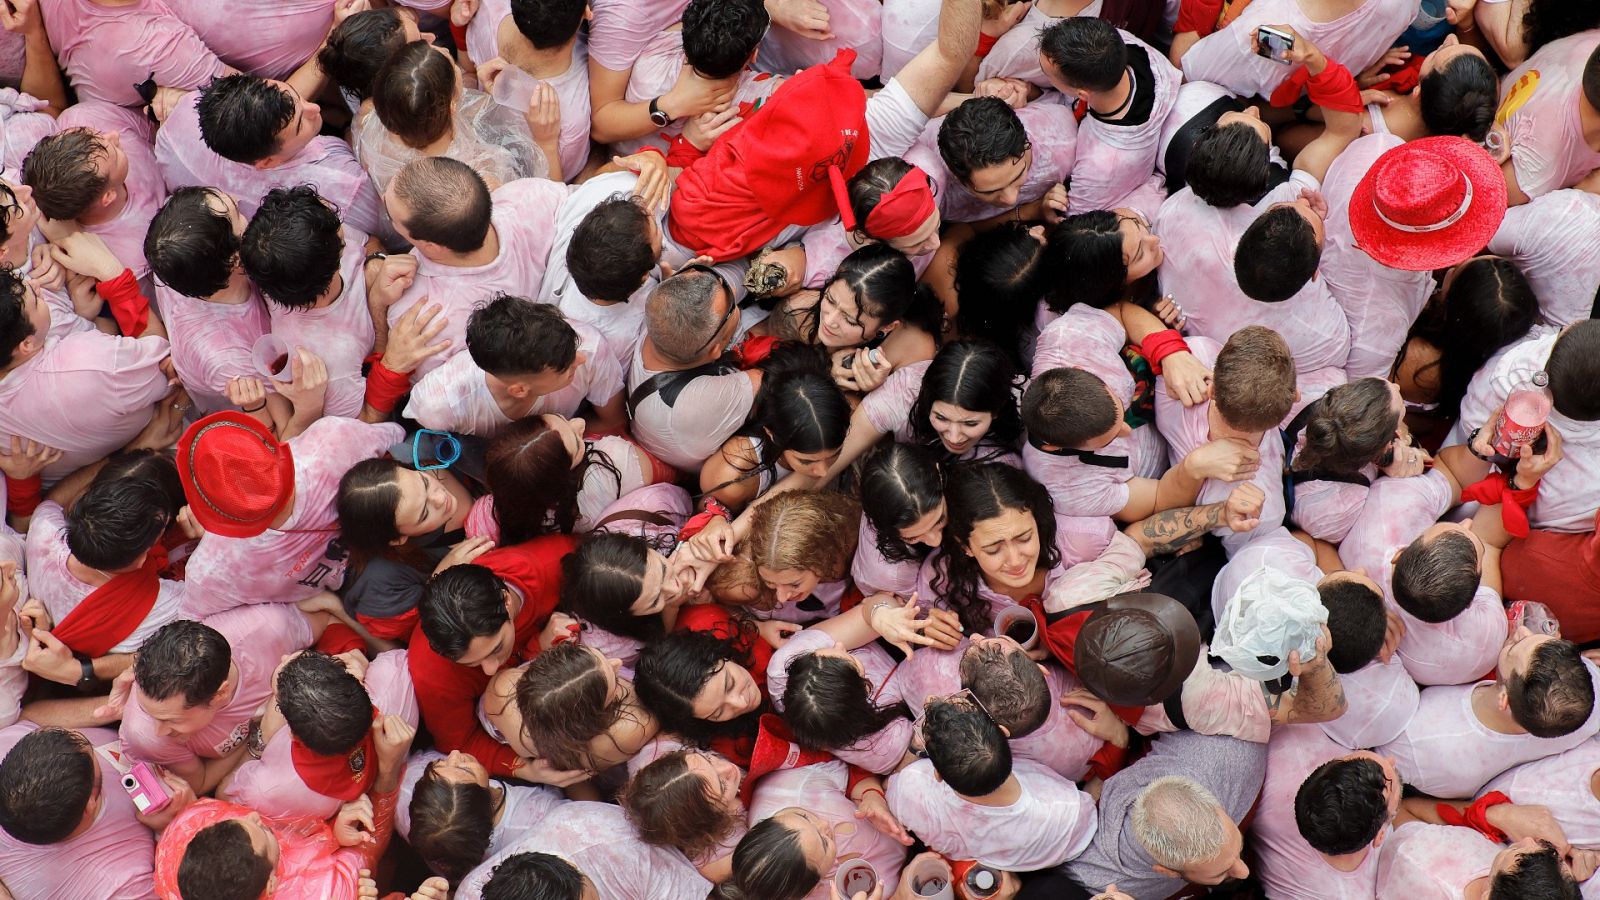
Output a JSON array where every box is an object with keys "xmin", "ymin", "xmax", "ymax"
[
  {"xmin": 904, "ymin": 856, "xmax": 955, "ymax": 900},
  {"xmin": 834, "ymin": 859, "xmax": 878, "ymax": 899},
  {"xmin": 251, "ymin": 334, "xmax": 293, "ymax": 382},
  {"xmin": 993, "ymin": 605, "xmax": 1042, "ymax": 650}
]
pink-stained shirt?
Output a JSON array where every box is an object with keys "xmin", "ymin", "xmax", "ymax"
[
  {"xmin": 1180, "ymin": 0, "xmax": 1417, "ymax": 101},
  {"xmin": 0, "ymin": 330, "xmax": 170, "ymax": 482},
  {"xmin": 224, "ymin": 650, "xmax": 418, "ymax": 820},
  {"xmin": 1154, "ymin": 337, "xmax": 1286, "ymax": 555},
  {"xmin": 586, "ymin": 0, "xmax": 693, "ymax": 73},
  {"xmin": 1338, "ymin": 469, "xmax": 1505, "ymax": 686},
  {"xmin": 887, "ymin": 757, "xmax": 1097, "ymax": 870},
  {"xmin": 1378, "ymin": 664, "xmax": 1600, "ymax": 798},
  {"xmin": 1501, "ymin": 30, "xmax": 1600, "ymax": 201},
  {"xmin": 975, "ymin": 1, "xmax": 1105, "ymax": 90},
  {"xmin": 799, "ymin": 218, "xmax": 936, "ymax": 290},
  {"xmin": 1252, "ymin": 725, "xmax": 1383, "ymax": 900},
  {"xmin": 396, "ymin": 749, "xmax": 568, "ymax": 851},
  {"xmin": 1208, "ymin": 526, "xmax": 1322, "ymax": 628},
  {"xmin": 1488, "ymin": 189, "xmax": 1600, "ymax": 327},
  {"xmin": 456, "ymin": 801, "xmax": 710, "ymax": 900},
  {"xmin": 758, "ymin": 0, "xmax": 884, "ymax": 81},
  {"xmin": 614, "ymin": 30, "xmax": 783, "ymax": 157},
  {"xmin": 155, "ymin": 90, "xmax": 396, "ymax": 245},
  {"xmin": 1, "ymin": 88, "xmax": 58, "ymax": 171},
  {"xmin": 1485, "ymin": 738, "xmax": 1600, "ymax": 846},
  {"xmin": 879, "ymin": 0, "xmax": 941, "ymax": 79},
  {"xmin": 1323, "ymin": 654, "xmax": 1419, "ymax": 750},
  {"xmin": 767, "ymin": 627, "xmax": 913, "ymax": 774},
  {"xmin": 484, "ymin": 44, "xmax": 593, "ymax": 181},
  {"xmin": 1155, "ymin": 171, "xmax": 1353, "ymax": 374},
  {"xmin": 751, "ymin": 760, "xmax": 909, "ymax": 900},
  {"xmin": 0, "ymin": 724, "xmax": 156, "ymax": 900},
  {"xmin": 537, "ymin": 170, "xmax": 652, "ymax": 370},
  {"xmin": 403, "ymin": 320, "xmax": 623, "ymax": 437},
  {"xmin": 121, "ymin": 603, "xmax": 315, "ymax": 770},
  {"xmin": 0, "ymin": 31, "xmax": 23, "ymax": 89},
  {"xmin": 155, "ymin": 284, "xmax": 272, "ymax": 415},
  {"xmin": 1067, "ymin": 32, "xmax": 1181, "ymax": 216},
  {"xmin": 388, "ymin": 177, "xmax": 572, "ymax": 378},
  {"xmin": 41, "ymin": 0, "xmax": 228, "ymax": 108},
  {"xmin": 0, "ymin": 485, "xmax": 23, "ymax": 729},
  {"xmin": 851, "ymin": 516, "xmax": 923, "ymax": 598},
  {"xmin": 626, "ymin": 346, "xmax": 757, "ymax": 473},
  {"xmin": 182, "ymin": 418, "xmax": 405, "ymax": 616},
  {"xmin": 24, "ymin": 501, "xmax": 186, "ymax": 654},
  {"xmin": 1374, "ymin": 821, "xmax": 1499, "ymax": 898},
  {"xmin": 1288, "ymin": 467, "xmax": 1371, "ymax": 543},
  {"xmin": 1321, "ymin": 132, "xmax": 1434, "ymax": 380},
  {"xmin": 163, "ymin": 0, "xmax": 333, "ymax": 80},
  {"xmin": 268, "ymin": 227, "xmax": 376, "ymax": 418},
  {"xmin": 905, "ymin": 99, "xmax": 1079, "ymax": 223},
  {"xmin": 52, "ymin": 102, "xmax": 166, "ymax": 283}
]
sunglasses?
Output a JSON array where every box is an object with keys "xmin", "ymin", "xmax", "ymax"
[
  {"xmin": 412, "ymin": 429, "xmax": 462, "ymax": 471},
  {"xmin": 134, "ymin": 73, "xmax": 159, "ymax": 127},
  {"xmin": 677, "ymin": 263, "xmax": 737, "ymax": 358}
]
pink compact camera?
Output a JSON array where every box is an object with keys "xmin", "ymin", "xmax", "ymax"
[{"xmin": 122, "ymin": 761, "xmax": 172, "ymax": 815}]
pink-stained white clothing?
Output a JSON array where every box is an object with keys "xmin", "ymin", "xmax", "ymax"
[
  {"xmin": 1378, "ymin": 664, "xmax": 1600, "ymax": 798},
  {"xmin": 1455, "ymin": 329, "xmax": 1600, "ymax": 532},
  {"xmin": 1067, "ymin": 32, "xmax": 1181, "ymax": 216},
  {"xmin": 751, "ymin": 760, "xmax": 909, "ymax": 900},
  {"xmin": 888, "ymin": 757, "xmax": 1097, "ymax": 871},
  {"xmin": 865, "ymin": 76, "xmax": 939, "ymax": 162},
  {"xmin": 0, "ymin": 31, "xmax": 23, "ymax": 88},
  {"xmin": 403, "ymin": 320, "xmax": 624, "ymax": 437},
  {"xmin": 798, "ymin": 219, "xmax": 936, "ymax": 290},
  {"xmin": 1338, "ymin": 470, "xmax": 1505, "ymax": 687},
  {"xmin": 182, "ymin": 418, "xmax": 405, "ymax": 616},
  {"xmin": 121, "ymin": 603, "xmax": 316, "ymax": 770},
  {"xmin": 1374, "ymin": 820, "xmax": 1499, "ymax": 898},
  {"xmin": 41, "ymin": 0, "xmax": 228, "ymax": 108},
  {"xmin": 0, "ymin": 330, "xmax": 170, "ymax": 483},
  {"xmin": 1325, "ymin": 655, "xmax": 1419, "ymax": 750},
  {"xmin": 1156, "ymin": 78, "xmax": 1236, "ymax": 181},
  {"xmin": 352, "ymin": 90, "xmax": 547, "ymax": 194},
  {"xmin": 155, "ymin": 90, "xmax": 397, "ymax": 245},
  {"xmin": 396, "ymin": 749, "xmax": 568, "ymax": 850},
  {"xmin": 767, "ymin": 627, "xmax": 912, "ymax": 774},
  {"xmin": 537, "ymin": 170, "xmax": 652, "ymax": 370},
  {"xmin": 223, "ymin": 650, "xmax": 418, "ymax": 820},
  {"xmin": 1485, "ymin": 737, "xmax": 1600, "ymax": 846},
  {"xmin": 0, "ymin": 88, "xmax": 57, "ymax": 171},
  {"xmin": 976, "ymin": 1, "xmax": 1105, "ymax": 90},
  {"xmin": 758, "ymin": 0, "xmax": 884, "ymax": 81},
  {"xmin": 1179, "ymin": 0, "xmax": 1417, "ymax": 101},
  {"xmin": 267, "ymin": 227, "xmax": 376, "ymax": 418},
  {"xmin": 626, "ymin": 347, "xmax": 757, "ymax": 473},
  {"xmin": 905, "ymin": 99, "xmax": 1079, "ymax": 223},
  {"xmin": 24, "ymin": 501, "xmax": 186, "ymax": 654},
  {"xmin": 586, "ymin": 0, "xmax": 693, "ymax": 74},
  {"xmin": 456, "ymin": 801, "xmax": 710, "ymax": 900},
  {"xmin": 851, "ymin": 517, "xmax": 923, "ymax": 598},
  {"xmin": 163, "ymin": 0, "xmax": 333, "ymax": 80},
  {"xmin": 1321, "ymin": 132, "xmax": 1434, "ymax": 380},
  {"xmin": 1488, "ymin": 189, "xmax": 1600, "ymax": 326},
  {"xmin": 615, "ymin": 30, "xmax": 783, "ymax": 157},
  {"xmin": 487, "ymin": 48, "xmax": 593, "ymax": 182},
  {"xmin": 1288, "ymin": 467, "xmax": 1372, "ymax": 543},
  {"xmin": 0, "ymin": 724, "xmax": 156, "ymax": 900},
  {"xmin": 1252, "ymin": 725, "xmax": 1383, "ymax": 900},
  {"xmin": 388, "ymin": 177, "xmax": 573, "ymax": 378},
  {"xmin": 1155, "ymin": 337, "xmax": 1286, "ymax": 554},
  {"xmin": 1501, "ymin": 31, "xmax": 1600, "ymax": 201},
  {"xmin": 1208, "ymin": 526, "xmax": 1322, "ymax": 628},
  {"xmin": 155, "ymin": 285, "xmax": 272, "ymax": 415},
  {"xmin": 52, "ymin": 102, "xmax": 166, "ymax": 283},
  {"xmin": 1155, "ymin": 170, "xmax": 1354, "ymax": 374},
  {"xmin": 879, "ymin": 0, "xmax": 941, "ymax": 79},
  {"xmin": 1131, "ymin": 648, "xmax": 1276, "ymax": 742}
]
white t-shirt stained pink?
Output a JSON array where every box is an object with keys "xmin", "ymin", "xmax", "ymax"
[
  {"xmin": 40, "ymin": 0, "xmax": 227, "ymax": 108},
  {"xmin": 1501, "ymin": 31, "xmax": 1600, "ymax": 201},
  {"xmin": 1068, "ymin": 31, "xmax": 1181, "ymax": 216},
  {"xmin": 267, "ymin": 227, "xmax": 376, "ymax": 418},
  {"xmin": 626, "ymin": 346, "xmax": 756, "ymax": 473},
  {"xmin": 156, "ymin": 283, "xmax": 272, "ymax": 415},
  {"xmin": 396, "ymin": 749, "xmax": 568, "ymax": 852},
  {"xmin": 1252, "ymin": 725, "xmax": 1383, "ymax": 900},
  {"xmin": 467, "ymin": 0, "xmax": 593, "ymax": 181},
  {"xmin": 905, "ymin": 99, "xmax": 1079, "ymax": 224},
  {"xmin": 850, "ymin": 516, "xmax": 923, "ymax": 598},
  {"xmin": 1323, "ymin": 655, "xmax": 1419, "ymax": 750},
  {"xmin": 163, "ymin": 0, "xmax": 333, "ymax": 80},
  {"xmin": 1374, "ymin": 821, "xmax": 1498, "ymax": 899},
  {"xmin": 752, "ymin": 760, "xmax": 910, "ymax": 900},
  {"xmin": 586, "ymin": 0, "xmax": 692, "ymax": 73},
  {"xmin": 1486, "ymin": 737, "xmax": 1600, "ymax": 847},
  {"xmin": 1488, "ymin": 189, "xmax": 1600, "ymax": 327},
  {"xmin": 757, "ymin": 0, "xmax": 883, "ymax": 80}
]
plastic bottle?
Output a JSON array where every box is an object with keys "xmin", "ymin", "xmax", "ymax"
[{"xmin": 1491, "ymin": 371, "xmax": 1553, "ymax": 459}]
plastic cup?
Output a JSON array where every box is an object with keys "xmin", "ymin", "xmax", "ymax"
[
  {"xmin": 904, "ymin": 856, "xmax": 955, "ymax": 900},
  {"xmin": 834, "ymin": 859, "xmax": 878, "ymax": 899},
  {"xmin": 993, "ymin": 605, "xmax": 1042, "ymax": 650},
  {"xmin": 251, "ymin": 334, "xmax": 293, "ymax": 382}
]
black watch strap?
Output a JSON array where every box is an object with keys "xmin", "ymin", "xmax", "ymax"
[
  {"xmin": 649, "ymin": 96, "xmax": 672, "ymax": 128},
  {"xmin": 76, "ymin": 657, "xmax": 96, "ymax": 691}
]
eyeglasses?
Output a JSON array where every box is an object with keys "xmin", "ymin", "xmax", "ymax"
[
  {"xmin": 412, "ymin": 429, "xmax": 462, "ymax": 471},
  {"xmin": 911, "ymin": 688, "xmax": 996, "ymax": 753},
  {"xmin": 677, "ymin": 263, "xmax": 737, "ymax": 358}
]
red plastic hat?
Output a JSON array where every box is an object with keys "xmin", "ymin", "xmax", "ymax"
[
  {"xmin": 1348, "ymin": 135, "xmax": 1507, "ymax": 272},
  {"xmin": 176, "ymin": 411, "xmax": 295, "ymax": 538},
  {"xmin": 849, "ymin": 167, "xmax": 937, "ymax": 239},
  {"xmin": 748, "ymin": 713, "xmax": 832, "ymax": 785}
]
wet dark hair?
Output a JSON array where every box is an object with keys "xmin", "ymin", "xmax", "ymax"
[
  {"xmin": 682, "ymin": 0, "xmax": 770, "ymax": 80},
  {"xmin": 485, "ymin": 416, "xmax": 621, "ymax": 542},
  {"xmin": 1294, "ymin": 757, "xmax": 1389, "ymax": 856},
  {"xmin": 1546, "ymin": 320, "xmax": 1600, "ymax": 421},
  {"xmin": 1505, "ymin": 638, "xmax": 1595, "ymax": 738},
  {"xmin": 240, "ymin": 184, "xmax": 344, "ymax": 311},
  {"xmin": 1187, "ymin": 122, "xmax": 1271, "ymax": 208},
  {"xmin": 408, "ymin": 758, "xmax": 495, "ymax": 882},
  {"xmin": 1396, "ymin": 257, "xmax": 1538, "ymax": 418},
  {"xmin": 959, "ymin": 639, "xmax": 1051, "ymax": 737},
  {"xmin": 1039, "ymin": 16, "xmax": 1127, "ymax": 92},
  {"xmin": 373, "ymin": 40, "xmax": 458, "ymax": 149},
  {"xmin": 619, "ymin": 749, "xmax": 744, "ymax": 862},
  {"xmin": 134, "ymin": 619, "xmax": 232, "ymax": 707},
  {"xmin": 177, "ymin": 820, "xmax": 275, "ymax": 900},
  {"xmin": 1319, "ymin": 577, "xmax": 1387, "ymax": 674},
  {"xmin": 1021, "ymin": 366, "xmax": 1118, "ymax": 449},
  {"xmin": 802, "ymin": 243, "xmax": 926, "ymax": 343},
  {"xmin": 1291, "ymin": 378, "xmax": 1400, "ymax": 478},
  {"xmin": 953, "ymin": 223, "xmax": 1047, "ymax": 364},
  {"xmin": 923, "ymin": 697, "xmax": 1011, "ymax": 795},
  {"xmin": 567, "ymin": 196, "xmax": 656, "ymax": 302},
  {"xmin": 909, "ymin": 340, "xmax": 1024, "ymax": 461},
  {"xmin": 146, "ymin": 187, "xmax": 240, "ymax": 299},
  {"xmin": 318, "ymin": 8, "xmax": 409, "ymax": 100},
  {"xmin": 196, "ymin": 74, "xmax": 297, "ymax": 164},
  {"xmin": 335, "ymin": 458, "xmax": 409, "ymax": 559},
  {"xmin": 712, "ymin": 347, "xmax": 848, "ymax": 497},
  {"xmin": 22, "ymin": 128, "xmax": 113, "ymax": 221},
  {"xmin": 1391, "ymin": 530, "xmax": 1480, "ymax": 624},
  {"xmin": 559, "ymin": 532, "xmax": 669, "ymax": 643},
  {"xmin": 782, "ymin": 650, "xmax": 907, "ymax": 751},
  {"xmin": 938, "ymin": 97, "xmax": 1029, "ymax": 184},
  {"xmin": 1236, "ymin": 205, "xmax": 1319, "ymax": 303},
  {"xmin": 420, "ymin": 563, "xmax": 512, "ymax": 661},
  {"xmin": 859, "ymin": 441, "xmax": 946, "ymax": 565},
  {"xmin": 935, "ymin": 462, "xmax": 1060, "ymax": 634},
  {"xmin": 710, "ymin": 816, "xmax": 821, "ymax": 900},
  {"xmin": 467, "ymin": 293, "xmax": 579, "ymax": 377},
  {"xmin": 510, "ymin": 0, "xmax": 587, "ymax": 49},
  {"xmin": 66, "ymin": 476, "xmax": 171, "ymax": 571},
  {"xmin": 0, "ymin": 727, "xmax": 95, "ymax": 845},
  {"xmin": 1489, "ymin": 840, "xmax": 1581, "ymax": 900},
  {"xmin": 276, "ymin": 651, "xmax": 374, "ymax": 755},
  {"xmin": 635, "ymin": 630, "xmax": 764, "ymax": 747},
  {"xmin": 482, "ymin": 851, "xmax": 587, "ymax": 900},
  {"xmin": 97, "ymin": 449, "xmax": 185, "ymax": 519},
  {"xmin": 1419, "ymin": 51, "xmax": 1497, "ymax": 142},
  {"xmin": 1044, "ymin": 210, "xmax": 1154, "ymax": 312},
  {"xmin": 0, "ymin": 266, "xmax": 34, "ymax": 369},
  {"xmin": 515, "ymin": 643, "xmax": 635, "ymax": 771},
  {"xmin": 847, "ymin": 156, "xmax": 934, "ymax": 243}
]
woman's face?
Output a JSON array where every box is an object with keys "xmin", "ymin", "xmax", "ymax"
[
  {"xmin": 757, "ymin": 566, "xmax": 822, "ymax": 606},
  {"xmin": 779, "ymin": 445, "xmax": 842, "ymax": 480},
  {"xmin": 1116, "ymin": 207, "xmax": 1163, "ymax": 283},
  {"xmin": 627, "ymin": 549, "xmax": 671, "ymax": 617},
  {"xmin": 684, "ymin": 751, "xmax": 744, "ymax": 814},
  {"xmin": 397, "ymin": 8, "xmax": 431, "ymax": 44},
  {"xmin": 897, "ymin": 499, "xmax": 948, "ymax": 549},
  {"xmin": 1419, "ymin": 34, "xmax": 1485, "ymax": 79},
  {"xmin": 430, "ymin": 749, "xmax": 491, "ymax": 789},
  {"xmin": 392, "ymin": 468, "xmax": 459, "ymax": 538},
  {"xmin": 542, "ymin": 413, "xmax": 588, "ymax": 469},
  {"xmin": 776, "ymin": 807, "xmax": 838, "ymax": 873},
  {"xmin": 690, "ymin": 659, "xmax": 763, "ymax": 722},
  {"xmin": 962, "ymin": 506, "xmax": 1042, "ymax": 590},
  {"xmin": 929, "ymin": 401, "xmax": 994, "ymax": 456},
  {"xmin": 811, "ymin": 642, "xmax": 866, "ymax": 676},
  {"xmin": 886, "ymin": 208, "xmax": 942, "ymax": 259},
  {"xmin": 818, "ymin": 280, "xmax": 883, "ymax": 350}
]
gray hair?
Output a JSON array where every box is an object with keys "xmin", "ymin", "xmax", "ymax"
[
  {"xmin": 1129, "ymin": 776, "xmax": 1228, "ymax": 870},
  {"xmin": 646, "ymin": 269, "xmax": 723, "ymax": 366}
]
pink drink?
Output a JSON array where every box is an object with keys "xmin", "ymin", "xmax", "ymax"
[{"xmin": 1491, "ymin": 378, "xmax": 1553, "ymax": 458}]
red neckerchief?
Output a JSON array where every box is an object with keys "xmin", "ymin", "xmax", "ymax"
[
  {"xmin": 290, "ymin": 714, "xmax": 379, "ymax": 802},
  {"xmin": 53, "ymin": 544, "xmax": 170, "ymax": 658}
]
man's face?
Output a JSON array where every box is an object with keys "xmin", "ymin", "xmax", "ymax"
[
  {"xmin": 263, "ymin": 80, "xmax": 323, "ymax": 165},
  {"xmin": 1498, "ymin": 624, "xmax": 1556, "ymax": 684},
  {"xmin": 1, "ymin": 178, "xmax": 41, "ymax": 256},
  {"xmin": 963, "ymin": 146, "xmax": 1033, "ymax": 211},
  {"xmin": 452, "ymin": 595, "xmax": 517, "ymax": 676},
  {"xmin": 238, "ymin": 812, "xmax": 283, "ymax": 870},
  {"xmin": 91, "ymin": 129, "xmax": 130, "ymax": 197},
  {"xmin": 381, "ymin": 179, "xmax": 415, "ymax": 246},
  {"xmin": 138, "ymin": 689, "xmax": 222, "ymax": 739},
  {"xmin": 21, "ymin": 280, "xmax": 50, "ymax": 340},
  {"xmin": 1268, "ymin": 197, "xmax": 1327, "ymax": 251},
  {"xmin": 1174, "ymin": 810, "xmax": 1250, "ymax": 885}
]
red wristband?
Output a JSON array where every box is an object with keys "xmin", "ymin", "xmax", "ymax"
[
  {"xmin": 976, "ymin": 32, "xmax": 999, "ymax": 58},
  {"xmin": 96, "ymin": 268, "xmax": 150, "ymax": 337},
  {"xmin": 1306, "ymin": 61, "xmax": 1364, "ymax": 116},
  {"xmin": 1460, "ymin": 471, "xmax": 1541, "ymax": 539},
  {"xmin": 4, "ymin": 474, "xmax": 41, "ymax": 517},
  {"xmin": 1437, "ymin": 791, "xmax": 1511, "ymax": 843},
  {"xmin": 1087, "ymin": 739, "xmax": 1129, "ymax": 781},
  {"xmin": 363, "ymin": 356, "xmax": 412, "ymax": 415},
  {"xmin": 450, "ymin": 21, "xmax": 469, "ymax": 55},
  {"xmin": 1139, "ymin": 329, "xmax": 1191, "ymax": 376}
]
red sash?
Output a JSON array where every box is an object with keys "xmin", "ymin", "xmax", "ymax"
[
  {"xmin": 290, "ymin": 721, "xmax": 378, "ymax": 802},
  {"xmin": 53, "ymin": 545, "xmax": 169, "ymax": 658}
]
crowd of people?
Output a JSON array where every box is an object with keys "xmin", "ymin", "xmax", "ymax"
[{"xmin": 2, "ymin": 0, "xmax": 1600, "ymax": 896}]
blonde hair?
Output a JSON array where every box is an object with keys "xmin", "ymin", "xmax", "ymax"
[
  {"xmin": 746, "ymin": 491, "xmax": 861, "ymax": 582},
  {"xmin": 1130, "ymin": 776, "xmax": 1228, "ymax": 870}
]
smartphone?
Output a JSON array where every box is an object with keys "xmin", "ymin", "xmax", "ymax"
[{"xmin": 1256, "ymin": 25, "xmax": 1295, "ymax": 64}]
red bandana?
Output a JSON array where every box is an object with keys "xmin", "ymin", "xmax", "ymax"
[
  {"xmin": 845, "ymin": 168, "xmax": 937, "ymax": 239},
  {"xmin": 53, "ymin": 544, "xmax": 170, "ymax": 658},
  {"xmin": 290, "ymin": 717, "xmax": 378, "ymax": 802}
]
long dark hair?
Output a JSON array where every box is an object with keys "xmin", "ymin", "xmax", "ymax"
[
  {"xmin": 709, "ymin": 816, "xmax": 821, "ymax": 900},
  {"xmin": 558, "ymin": 532, "xmax": 669, "ymax": 643},
  {"xmin": 1044, "ymin": 210, "xmax": 1157, "ymax": 313},
  {"xmin": 709, "ymin": 346, "xmax": 849, "ymax": 496},
  {"xmin": 337, "ymin": 458, "xmax": 409, "ymax": 557},
  {"xmin": 795, "ymin": 243, "xmax": 941, "ymax": 343},
  {"xmin": 407, "ymin": 759, "xmax": 497, "ymax": 882},
  {"xmin": 782, "ymin": 652, "xmax": 908, "ymax": 751},
  {"xmin": 934, "ymin": 462, "xmax": 1060, "ymax": 634},
  {"xmin": 953, "ymin": 222, "xmax": 1047, "ymax": 365},
  {"xmin": 909, "ymin": 340, "xmax": 1024, "ymax": 461},
  {"xmin": 1524, "ymin": 0, "xmax": 1600, "ymax": 56},
  {"xmin": 485, "ymin": 416, "xmax": 620, "ymax": 542},
  {"xmin": 634, "ymin": 630, "xmax": 764, "ymax": 747},
  {"xmin": 619, "ymin": 749, "xmax": 743, "ymax": 863},
  {"xmin": 1394, "ymin": 257, "xmax": 1538, "ymax": 419},
  {"xmin": 860, "ymin": 441, "xmax": 946, "ymax": 565},
  {"xmin": 1290, "ymin": 378, "xmax": 1400, "ymax": 477},
  {"xmin": 514, "ymin": 643, "xmax": 637, "ymax": 771}
]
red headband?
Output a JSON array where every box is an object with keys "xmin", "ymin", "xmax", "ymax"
[{"xmin": 832, "ymin": 167, "xmax": 937, "ymax": 240}]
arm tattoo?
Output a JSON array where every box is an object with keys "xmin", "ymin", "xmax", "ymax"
[{"xmin": 1133, "ymin": 503, "xmax": 1225, "ymax": 556}]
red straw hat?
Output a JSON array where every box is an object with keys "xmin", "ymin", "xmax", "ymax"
[
  {"xmin": 176, "ymin": 411, "xmax": 295, "ymax": 538},
  {"xmin": 1348, "ymin": 135, "xmax": 1507, "ymax": 272}
]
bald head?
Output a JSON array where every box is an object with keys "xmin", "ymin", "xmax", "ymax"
[{"xmin": 388, "ymin": 156, "xmax": 492, "ymax": 254}]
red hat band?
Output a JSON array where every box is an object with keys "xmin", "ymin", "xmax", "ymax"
[
  {"xmin": 1370, "ymin": 153, "xmax": 1474, "ymax": 234},
  {"xmin": 864, "ymin": 168, "xmax": 937, "ymax": 240}
]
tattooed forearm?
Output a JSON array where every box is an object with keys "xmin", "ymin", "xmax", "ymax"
[
  {"xmin": 1127, "ymin": 502, "xmax": 1225, "ymax": 556},
  {"xmin": 1270, "ymin": 658, "xmax": 1347, "ymax": 726}
]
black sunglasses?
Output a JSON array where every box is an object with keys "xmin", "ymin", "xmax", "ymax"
[
  {"xmin": 134, "ymin": 73, "xmax": 159, "ymax": 126},
  {"xmin": 678, "ymin": 263, "xmax": 737, "ymax": 357}
]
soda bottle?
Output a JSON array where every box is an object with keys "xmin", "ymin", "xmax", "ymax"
[{"xmin": 1491, "ymin": 372, "xmax": 1553, "ymax": 460}]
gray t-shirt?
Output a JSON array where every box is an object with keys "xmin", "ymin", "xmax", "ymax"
[{"xmin": 1065, "ymin": 729, "xmax": 1267, "ymax": 898}]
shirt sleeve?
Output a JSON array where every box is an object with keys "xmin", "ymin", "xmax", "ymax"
[{"xmin": 407, "ymin": 643, "xmax": 524, "ymax": 777}]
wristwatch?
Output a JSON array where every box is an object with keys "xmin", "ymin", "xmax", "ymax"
[
  {"xmin": 649, "ymin": 96, "xmax": 673, "ymax": 128},
  {"xmin": 76, "ymin": 657, "xmax": 96, "ymax": 692}
]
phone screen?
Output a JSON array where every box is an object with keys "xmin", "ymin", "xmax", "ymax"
[{"xmin": 1256, "ymin": 27, "xmax": 1295, "ymax": 63}]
